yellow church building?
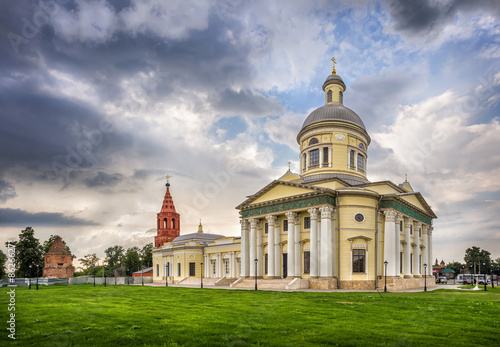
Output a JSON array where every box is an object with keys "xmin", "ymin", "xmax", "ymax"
[{"xmin": 153, "ymin": 59, "xmax": 437, "ymax": 290}]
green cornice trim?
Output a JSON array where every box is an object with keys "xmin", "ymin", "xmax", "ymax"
[
  {"xmin": 381, "ymin": 200, "xmax": 433, "ymax": 225},
  {"xmin": 241, "ymin": 195, "xmax": 336, "ymax": 218}
]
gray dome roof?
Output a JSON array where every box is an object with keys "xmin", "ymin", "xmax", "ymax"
[
  {"xmin": 301, "ymin": 104, "xmax": 366, "ymax": 131},
  {"xmin": 322, "ymin": 74, "xmax": 346, "ymax": 91},
  {"xmin": 172, "ymin": 232, "xmax": 224, "ymax": 245}
]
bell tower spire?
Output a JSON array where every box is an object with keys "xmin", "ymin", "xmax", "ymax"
[{"xmin": 155, "ymin": 175, "xmax": 181, "ymax": 247}]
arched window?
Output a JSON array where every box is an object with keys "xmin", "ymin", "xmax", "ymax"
[
  {"xmin": 163, "ymin": 218, "xmax": 167, "ymax": 229},
  {"xmin": 171, "ymin": 218, "xmax": 175, "ymax": 229},
  {"xmin": 358, "ymin": 143, "xmax": 365, "ymax": 151},
  {"xmin": 349, "ymin": 150, "xmax": 355, "ymax": 168},
  {"xmin": 357, "ymin": 153, "xmax": 365, "ymax": 172},
  {"xmin": 157, "ymin": 219, "xmax": 160, "ymax": 229},
  {"xmin": 309, "ymin": 138, "xmax": 319, "ymax": 146},
  {"xmin": 339, "ymin": 91, "xmax": 343, "ymax": 104},
  {"xmin": 327, "ymin": 90, "xmax": 332, "ymax": 103}
]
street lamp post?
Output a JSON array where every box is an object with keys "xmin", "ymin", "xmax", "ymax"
[
  {"xmin": 200, "ymin": 262, "xmax": 203, "ymax": 289},
  {"xmin": 36, "ymin": 264, "xmax": 39, "ymax": 290},
  {"xmin": 491, "ymin": 261, "xmax": 495, "ymax": 289},
  {"xmin": 127, "ymin": 269, "xmax": 129, "ymax": 285},
  {"xmin": 29, "ymin": 264, "xmax": 32, "ymax": 290},
  {"xmin": 167, "ymin": 263, "xmax": 170, "ymax": 287},
  {"xmin": 483, "ymin": 262, "xmax": 487, "ymax": 291},
  {"xmin": 93, "ymin": 265, "xmax": 96, "ymax": 286},
  {"xmin": 141, "ymin": 266, "xmax": 144, "ymax": 286},
  {"xmin": 424, "ymin": 263, "xmax": 427, "ymax": 292},
  {"xmin": 254, "ymin": 258, "xmax": 258, "ymax": 291},
  {"xmin": 384, "ymin": 261, "xmax": 388, "ymax": 293},
  {"xmin": 104, "ymin": 265, "xmax": 107, "ymax": 287}
]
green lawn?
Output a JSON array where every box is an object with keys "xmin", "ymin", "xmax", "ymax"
[{"xmin": 1, "ymin": 284, "xmax": 499, "ymax": 346}]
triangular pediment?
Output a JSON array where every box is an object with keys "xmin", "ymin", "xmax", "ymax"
[{"xmin": 236, "ymin": 180, "xmax": 326, "ymax": 209}]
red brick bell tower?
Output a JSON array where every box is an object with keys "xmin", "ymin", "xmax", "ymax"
[{"xmin": 155, "ymin": 176, "xmax": 180, "ymax": 248}]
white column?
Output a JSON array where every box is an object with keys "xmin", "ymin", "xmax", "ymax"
[
  {"xmin": 266, "ymin": 215, "xmax": 276, "ymax": 278},
  {"xmin": 328, "ymin": 147, "xmax": 332, "ymax": 167},
  {"xmin": 377, "ymin": 212, "xmax": 383, "ymax": 277},
  {"xmin": 257, "ymin": 221, "xmax": 263, "ymax": 277},
  {"xmin": 274, "ymin": 219, "xmax": 281, "ymax": 277},
  {"xmin": 294, "ymin": 214, "xmax": 301, "ymax": 277},
  {"xmin": 308, "ymin": 208, "xmax": 319, "ymax": 277},
  {"xmin": 249, "ymin": 219, "xmax": 257, "ymax": 277},
  {"xmin": 415, "ymin": 222, "xmax": 421, "ymax": 276},
  {"xmin": 317, "ymin": 219, "xmax": 321, "ymax": 275},
  {"xmin": 319, "ymin": 206, "xmax": 334, "ymax": 277},
  {"xmin": 428, "ymin": 227, "xmax": 433, "ymax": 276},
  {"xmin": 383, "ymin": 210, "xmax": 397, "ymax": 276},
  {"xmin": 240, "ymin": 220, "xmax": 249, "ymax": 277},
  {"xmin": 285, "ymin": 212, "xmax": 296, "ymax": 277},
  {"xmin": 422, "ymin": 225, "xmax": 429, "ymax": 276},
  {"xmin": 332, "ymin": 208, "xmax": 337, "ymax": 276},
  {"xmin": 319, "ymin": 147, "xmax": 323, "ymax": 168},
  {"xmin": 404, "ymin": 217, "xmax": 412, "ymax": 277},
  {"xmin": 305, "ymin": 152, "xmax": 309, "ymax": 171},
  {"xmin": 366, "ymin": 241, "xmax": 370, "ymax": 280},
  {"xmin": 395, "ymin": 213, "xmax": 403, "ymax": 275}
]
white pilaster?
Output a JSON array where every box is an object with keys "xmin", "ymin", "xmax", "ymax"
[
  {"xmin": 249, "ymin": 219, "xmax": 257, "ymax": 277},
  {"xmin": 422, "ymin": 225, "xmax": 429, "ymax": 275},
  {"xmin": 257, "ymin": 221, "xmax": 263, "ymax": 277},
  {"xmin": 328, "ymin": 147, "xmax": 332, "ymax": 167},
  {"xmin": 319, "ymin": 206, "xmax": 334, "ymax": 277},
  {"xmin": 274, "ymin": 219, "xmax": 281, "ymax": 277},
  {"xmin": 240, "ymin": 219, "xmax": 249, "ymax": 277},
  {"xmin": 415, "ymin": 222, "xmax": 421, "ymax": 276},
  {"xmin": 428, "ymin": 227, "xmax": 433, "ymax": 276},
  {"xmin": 305, "ymin": 152, "xmax": 309, "ymax": 171},
  {"xmin": 319, "ymin": 147, "xmax": 323, "ymax": 168},
  {"xmin": 308, "ymin": 208, "xmax": 319, "ymax": 277},
  {"xmin": 294, "ymin": 214, "xmax": 301, "ymax": 277},
  {"xmin": 395, "ymin": 213, "xmax": 403, "ymax": 275},
  {"xmin": 266, "ymin": 215, "xmax": 276, "ymax": 277},
  {"xmin": 404, "ymin": 217, "xmax": 412, "ymax": 277},
  {"xmin": 383, "ymin": 210, "xmax": 397, "ymax": 276},
  {"xmin": 377, "ymin": 212, "xmax": 383, "ymax": 277},
  {"xmin": 285, "ymin": 212, "xmax": 296, "ymax": 277}
]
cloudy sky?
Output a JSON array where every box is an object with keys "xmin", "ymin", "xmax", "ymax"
[{"xmin": 1, "ymin": 0, "xmax": 499, "ymax": 267}]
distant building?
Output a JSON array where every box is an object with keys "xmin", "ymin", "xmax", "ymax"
[
  {"xmin": 132, "ymin": 267, "xmax": 153, "ymax": 277},
  {"xmin": 43, "ymin": 235, "xmax": 75, "ymax": 278}
]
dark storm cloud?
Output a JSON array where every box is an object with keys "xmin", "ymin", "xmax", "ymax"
[
  {"xmin": 0, "ymin": 180, "xmax": 17, "ymax": 203},
  {"xmin": 212, "ymin": 89, "xmax": 283, "ymax": 117},
  {"xmin": 384, "ymin": 0, "xmax": 500, "ymax": 36},
  {"xmin": 0, "ymin": 208, "xmax": 98, "ymax": 226},
  {"xmin": 85, "ymin": 171, "xmax": 123, "ymax": 188}
]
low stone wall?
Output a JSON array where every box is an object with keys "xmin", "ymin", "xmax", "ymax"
[
  {"xmin": 69, "ymin": 277, "xmax": 151, "ymax": 285},
  {"xmin": 309, "ymin": 277, "xmax": 338, "ymax": 290},
  {"xmin": 376, "ymin": 276, "xmax": 436, "ymax": 291},
  {"xmin": 340, "ymin": 280, "xmax": 376, "ymax": 290}
]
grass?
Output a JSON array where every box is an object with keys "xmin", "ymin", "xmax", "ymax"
[{"xmin": 1, "ymin": 284, "xmax": 499, "ymax": 346}]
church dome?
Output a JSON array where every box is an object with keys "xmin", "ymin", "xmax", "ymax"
[{"xmin": 300, "ymin": 104, "xmax": 366, "ymax": 131}]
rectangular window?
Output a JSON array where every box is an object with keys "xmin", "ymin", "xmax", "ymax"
[
  {"xmin": 357, "ymin": 154, "xmax": 364, "ymax": 172},
  {"xmin": 419, "ymin": 228, "xmax": 421, "ymax": 238},
  {"xmin": 177, "ymin": 263, "xmax": 181, "ymax": 277},
  {"xmin": 353, "ymin": 249, "xmax": 365, "ymax": 273},
  {"xmin": 323, "ymin": 147, "xmax": 329, "ymax": 164},
  {"xmin": 304, "ymin": 251, "xmax": 310, "ymax": 274},
  {"xmin": 189, "ymin": 262, "xmax": 195, "ymax": 277},
  {"xmin": 304, "ymin": 216, "xmax": 311, "ymax": 229},
  {"xmin": 212, "ymin": 262, "xmax": 216, "ymax": 275},
  {"xmin": 264, "ymin": 223, "xmax": 268, "ymax": 234},
  {"xmin": 400, "ymin": 221, "xmax": 403, "ymax": 232},
  {"xmin": 265, "ymin": 253, "xmax": 268, "ymax": 275},
  {"xmin": 419, "ymin": 255, "xmax": 422, "ymax": 273},
  {"xmin": 400, "ymin": 252, "xmax": 403, "ymax": 274},
  {"xmin": 283, "ymin": 219, "xmax": 288, "ymax": 232},
  {"xmin": 225, "ymin": 260, "xmax": 230, "ymax": 274},
  {"xmin": 350, "ymin": 150, "xmax": 355, "ymax": 168},
  {"xmin": 410, "ymin": 254, "xmax": 413, "ymax": 273},
  {"xmin": 410, "ymin": 224, "xmax": 413, "ymax": 235},
  {"xmin": 310, "ymin": 149, "xmax": 319, "ymax": 168},
  {"xmin": 156, "ymin": 264, "xmax": 159, "ymax": 276}
]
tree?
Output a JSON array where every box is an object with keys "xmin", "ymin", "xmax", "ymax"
[
  {"xmin": 464, "ymin": 246, "xmax": 491, "ymax": 274},
  {"xmin": 446, "ymin": 261, "xmax": 464, "ymax": 278},
  {"xmin": 104, "ymin": 245, "xmax": 125, "ymax": 269},
  {"xmin": 10, "ymin": 227, "xmax": 44, "ymax": 277},
  {"xmin": 492, "ymin": 258, "xmax": 500, "ymax": 276},
  {"xmin": 124, "ymin": 247, "xmax": 141, "ymax": 275},
  {"xmin": 0, "ymin": 250, "xmax": 6, "ymax": 279},
  {"xmin": 78, "ymin": 253, "xmax": 100, "ymax": 274},
  {"xmin": 140, "ymin": 243, "xmax": 153, "ymax": 268},
  {"xmin": 43, "ymin": 235, "xmax": 76, "ymax": 260}
]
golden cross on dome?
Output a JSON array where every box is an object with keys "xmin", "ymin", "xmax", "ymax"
[
  {"xmin": 405, "ymin": 173, "xmax": 408, "ymax": 182},
  {"xmin": 288, "ymin": 161, "xmax": 291, "ymax": 170},
  {"xmin": 331, "ymin": 57, "xmax": 337, "ymax": 74},
  {"xmin": 166, "ymin": 174, "xmax": 171, "ymax": 183}
]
